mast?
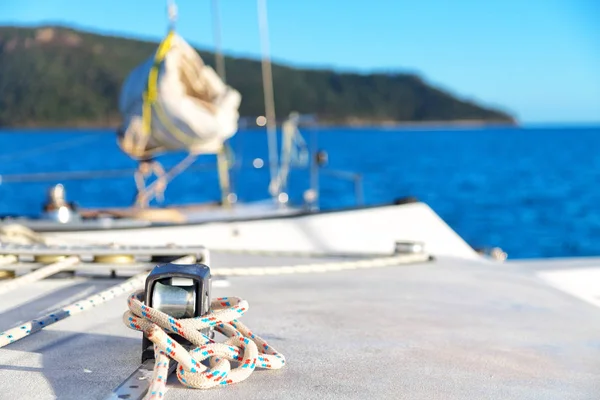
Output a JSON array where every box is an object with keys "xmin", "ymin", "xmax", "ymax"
[
  {"xmin": 210, "ymin": 0, "xmax": 232, "ymax": 207},
  {"xmin": 167, "ymin": 0, "xmax": 177, "ymax": 30},
  {"xmin": 257, "ymin": 0, "xmax": 280, "ymax": 201}
]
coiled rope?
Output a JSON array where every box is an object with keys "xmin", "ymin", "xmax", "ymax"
[{"xmin": 124, "ymin": 293, "xmax": 285, "ymax": 399}]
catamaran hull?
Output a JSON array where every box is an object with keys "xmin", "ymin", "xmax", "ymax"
[{"xmin": 36, "ymin": 202, "xmax": 478, "ymax": 259}]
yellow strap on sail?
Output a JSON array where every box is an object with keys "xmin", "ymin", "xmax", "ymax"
[
  {"xmin": 142, "ymin": 30, "xmax": 174, "ymax": 141},
  {"xmin": 142, "ymin": 30, "xmax": 196, "ymax": 149}
]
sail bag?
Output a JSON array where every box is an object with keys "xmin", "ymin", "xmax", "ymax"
[{"xmin": 117, "ymin": 32, "xmax": 241, "ymax": 159}]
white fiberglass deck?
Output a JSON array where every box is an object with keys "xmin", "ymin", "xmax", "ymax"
[{"xmin": 0, "ymin": 253, "xmax": 599, "ymax": 400}]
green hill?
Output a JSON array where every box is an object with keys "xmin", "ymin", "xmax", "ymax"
[{"xmin": 0, "ymin": 25, "xmax": 516, "ymax": 127}]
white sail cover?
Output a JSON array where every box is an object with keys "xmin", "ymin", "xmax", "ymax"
[{"xmin": 117, "ymin": 33, "xmax": 241, "ymax": 159}]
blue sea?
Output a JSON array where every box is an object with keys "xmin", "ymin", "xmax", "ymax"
[{"xmin": 0, "ymin": 125, "xmax": 599, "ymax": 260}]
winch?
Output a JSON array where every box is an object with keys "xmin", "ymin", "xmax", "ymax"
[
  {"xmin": 142, "ymin": 262, "xmax": 212, "ymax": 362},
  {"xmin": 109, "ymin": 262, "xmax": 213, "ymax": 399}
]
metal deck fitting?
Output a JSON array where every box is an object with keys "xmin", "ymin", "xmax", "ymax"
[
  {"xmin": 0, "ymin": 244, "xmax": 208, "ymax": 266},
  {"xmin": 0, "ymin": 270, "xmax": 15, "ymax": 279},
  {"xmin": 93, "ymin": 254, "xmax": 137, "ymax": 264},
  {"xmin": 0, "ymin": 244, "xmax": 209, "ymax": 284},
  {"xmin": 33, "ymin": 254, "xmax": 69, "ymax": 264}
]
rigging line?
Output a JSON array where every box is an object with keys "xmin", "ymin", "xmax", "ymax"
[
  {"xmin": 0, "ymin": 256, "xmax": 80, "ymax": 296},
  {"xmin": 0, "ymin": 255, "xmax": 197, "ymax": 349},
  {"xmin": 0, "ymin": 162, "xmax": 226, "ymax": 184},
  {"xmin": 257, "ymin": 0, "xmax": 279, "ymax": 199},
  {"xmin": 0, "ymin": 134, "xmax": 101, "ymax": 163},
  {"xmin": 136, "ymin": 153, "xmax": 198, "ymax": 205}
]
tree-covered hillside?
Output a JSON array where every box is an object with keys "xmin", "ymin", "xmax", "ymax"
[{"xmin": 0, "ymin": 25, "xmax": 515, "ymax": 127}]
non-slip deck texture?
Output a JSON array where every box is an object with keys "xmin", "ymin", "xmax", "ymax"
[{"xmin": 0, "ymin": 255, "xmax": 599, "ymax": 400}]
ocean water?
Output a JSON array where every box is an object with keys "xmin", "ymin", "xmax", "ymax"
[{"xmin": 0, "ymin": 125, "xmax": 599, "ymax": 259}]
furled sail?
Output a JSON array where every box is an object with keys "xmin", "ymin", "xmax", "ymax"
[{"xmin": 117, "ymin": 31, "xmax": 241, "ymax": 159}]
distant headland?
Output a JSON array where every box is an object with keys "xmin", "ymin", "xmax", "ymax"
[{"xmin": 0, "ymin": 25, "xmax": 517, "ymax": 128}]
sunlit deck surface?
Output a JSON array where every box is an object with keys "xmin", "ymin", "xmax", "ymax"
[{"xmin": 0, "ymin": 253, "xmax": 598, "ymax": 400}]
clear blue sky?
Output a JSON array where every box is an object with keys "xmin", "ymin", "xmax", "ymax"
[{"xmin": 1, "ymin": 0, "xmax": 599, "ymax": 124}]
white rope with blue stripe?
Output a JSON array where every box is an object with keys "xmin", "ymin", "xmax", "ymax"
[{"xmin": 124, "ymin": 292, "xmax": 285, "ymax": 399}]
